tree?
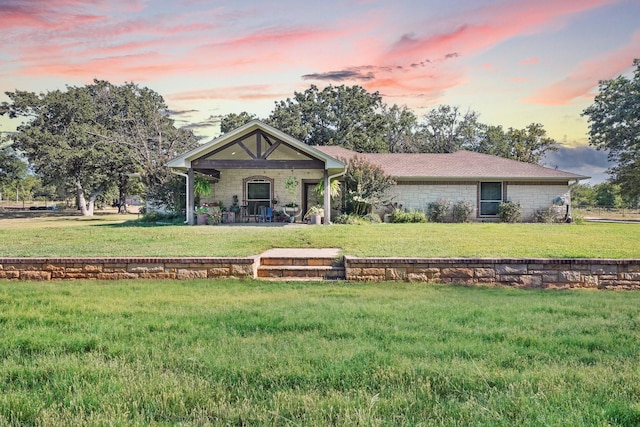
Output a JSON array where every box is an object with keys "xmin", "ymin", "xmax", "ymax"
[
  {"xmin": 383, "ymin": 104, "xmax": 419, "ymax": 153},
  {"xmin": 582, "ymin": 59, "xmax": 640, "ymax": 203},
  {"xmin": 570, "ymin": 183, "xmax": 596, "ymax": 207},
  {"xmin": 86, "ymin": 80, "xmax": 198, "ymax": 212},
  {"xmin": 416, "ymin": 105, "xmax": 482, "ymax": 153},
  {"xmin": 2, "ymin": 81, "xmax": 199, "ymax": 215},
  {"xmin": 268, "ymin": 85, "xmax": 388, "ymax": 153},
  {"xmin": 342, "ymin": 155, "xmax": 395, "ymax": 215},
  {"xmin": 473, "ymin": 123, "xmax": 558, "ymax": 164},
  {"xmin": 593, "ymin": 182, "xmax": 624, "ymax": 208},
  {"xmin": 220, "ymin": 112, "xmax": 258, "ymax": 133},
  {"xmin": 3, "ymin": 86, "xmax": 117, "ymax": 215},
  {"xmin": 0, "ymin": 135, "xmax": 28, "ymax": 206}
]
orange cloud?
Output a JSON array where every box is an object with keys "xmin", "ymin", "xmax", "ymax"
[
  {"xmin": 167, "ymin": 85, "xmax": 291, "ymax": 102},
  {"xmin": 524, "ymin": 30, "xmax": 640, "ymax": 105}
]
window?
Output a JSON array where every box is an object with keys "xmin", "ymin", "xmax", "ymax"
[
  {"xmin": 480, "ymin": 182, "xmax": 502, "ymax": 216},
  {"xmin": 246, "ymin": 179, "xmax": 271, "ymax": 216}
]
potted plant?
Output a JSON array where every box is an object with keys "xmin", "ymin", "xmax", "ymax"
[
  {"xmin": 304, "ymin": 205, "xmax": 324, "ymax": 225},
  {"xmin": 195, "ymin": 206, "xmax": 209, "ymax": 225},
  {"xmin": 230, "ymin": 195, "xmax": 241, "ymax": 214},
  {"xmin": 193, "ymin": 175, "xmax": 212, "ymax": 207},
  {"xmin": 283, "ymin": 176, "xmax": 299, "ymax": 215},
  {"xmin": 209, "ymin": 205, "xmax": 222, "ymax": 225}
]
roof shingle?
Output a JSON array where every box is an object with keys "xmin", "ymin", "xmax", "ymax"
[{"xmin": 315, "ymin": 146, "xmax": 588, "ymax": 181}]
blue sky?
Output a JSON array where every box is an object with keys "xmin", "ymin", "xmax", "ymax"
[{"xmin": 2, "ymin": 0, "xmax": 639, "ymax": 183}]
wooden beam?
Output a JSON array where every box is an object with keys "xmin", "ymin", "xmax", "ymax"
[
  {"xmin": 256, "ymin": 132, "xmax": 262, "ymax": 158},
  {"xmin": 237, "ymin": 140, "xmax": 256, "ymax": 159},
  {"xmin": 194, "ymin": 129, "xmax": 260, "ymax": 160},
  {"xmin": 261, "ymin": 140, "xmax": 281, "ymax": 159},
  {"xmin": 192, "ymin": 159, "xmax": 325, "ymax": 169}
]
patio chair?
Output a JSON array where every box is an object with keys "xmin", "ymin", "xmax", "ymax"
[{"xmin": 258, "ymin": 206, "xmax": 273, "ymax": 222}]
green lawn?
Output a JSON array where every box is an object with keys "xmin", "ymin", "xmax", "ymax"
[
  {"xmin": 0, "ymin": 212, "xmax": 638, "ymax": 258},
  {"xmin": 1, "ymin": 280, "xmax": 639, "ymax": 426}
]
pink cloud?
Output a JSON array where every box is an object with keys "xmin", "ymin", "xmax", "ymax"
[
  {"xmin": 524, "ymin": 30, "xmax": 640, "ymax": 105},
  {"xmin": 519, "ymin": 57, "xmax": 540, "ymax": 65},
  {"xmin": 383, "ymin": 0, "xmax": 619, "ymax": 66},
  {"xmin": 167, "ymin": 85, "xmax": 291, "ymax": 102}
]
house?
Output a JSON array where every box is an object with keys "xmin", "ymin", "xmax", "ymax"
[
  {"xmin": 166, "ymin": 120, "xmax": 588, "ymax": 224},
  {"xmin": 165, "ymin": 120, "xmax": 346, "ymax": 225},
  {"xmin": 314, "ymin": 146, "xmax": 589, "ymax": 221}
]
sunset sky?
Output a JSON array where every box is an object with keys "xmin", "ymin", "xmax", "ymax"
[{"xmin": 2, "ymin": 0, "xmax": 639, "ymax": 183}]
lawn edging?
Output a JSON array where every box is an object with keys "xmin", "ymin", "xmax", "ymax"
[
  {"xmin": 1, "ymin": 256, "xmax": 639, "ymax": 289},
  {"xmin": 344, "ymin": 256, "xmax": 640, "ymax": 289}
]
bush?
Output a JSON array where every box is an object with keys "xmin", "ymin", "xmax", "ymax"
[
  {"xmin": 333, "ymin": 213, "xmax": 381, "ymax": 224},
  {"xmin": 333, "ymin": 213, "xmax": 363, "ymax": 225},
  {"xmin": 392, "ymin": 209, "xmax": 427, "ymax": 223},
  {"xmin": 427, "ymin": 199, "xmax": 451, "ymax": 223},
  {"xmin": 362, "ymin": 213, "xmax": 382, "ymax": 223},
  {"xmin": 534, "ymin": 206, "xmax": 564, "ymax": 223},
  {"xmin": 452, "ymin": 200, "xmax": 474, "ymax": 223},
  {"xmin": 497, "ymin": 201, "xmax": 522, "ymax": 223},
  {"xmin": 139, "ymin": 211, "xmax": 184, "ymax": 224}
]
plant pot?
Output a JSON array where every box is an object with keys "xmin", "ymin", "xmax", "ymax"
[
  {"xmin": 283, "ymin": 206, "xmax": 299, "ymax": 215},
  {"xmin": 196, "ymin": 213, "xmax": 208, "ymax": 225},
  {"xmin": 309, "ymin": 214, "xmax": 322, "ymax": 225}
]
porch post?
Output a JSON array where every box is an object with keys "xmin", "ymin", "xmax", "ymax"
[
  {"xmin": 187, "ymin": 167, "xmax": 195, "ymax": 225},
  {"xmin": 323, "ymin": 169, "xmax": 330, "ymax": 225}
]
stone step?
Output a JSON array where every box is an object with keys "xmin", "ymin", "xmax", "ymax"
[
  {"xmin": 257, "ymin": 265, "xmax": 346, "ymax": 280},
  {"xmin": 260, "ymin": 257, "xmax": 337, "ymax": 267}
]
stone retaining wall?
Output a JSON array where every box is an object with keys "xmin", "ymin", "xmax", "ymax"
[
  {"xmin": 2, "ymin": 257, "xmax": 639, "ymax": 290},
  {"xmin": 0, "ymin": 257, "xmax": 255, "ymax": 281},
  {"xmin": 344, "ymin": 257, "xmax": 640, "ymax": 290}
]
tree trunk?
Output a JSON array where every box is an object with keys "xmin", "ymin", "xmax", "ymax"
[
  {"xmin": 76, "ymin": 181, "xmax": 91, "ymax": 216},
  {"xmin": 76, "ymin": 180, "xmax": 104, "ymax": 216}
]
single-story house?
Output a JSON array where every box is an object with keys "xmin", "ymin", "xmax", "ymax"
[{"xmin": 166, "ymin": 120, "xmax": 589, "ymax": 224}]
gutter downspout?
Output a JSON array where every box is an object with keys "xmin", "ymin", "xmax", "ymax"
[
  {"xmin": 170, "ymin": 169, "xmax": 191, "ymax": 224},
  {"xmin": 324, "ymin": 170, "xmax": 347, "ymax": 225}
]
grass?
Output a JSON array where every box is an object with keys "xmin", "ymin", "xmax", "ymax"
[
  {"xmin": 0, "ymin": 211, "xmax": 638, "ymax": 258},
  {"xmin": 0, "ymin": 279, "xmax": 639, "ymax": 426}
]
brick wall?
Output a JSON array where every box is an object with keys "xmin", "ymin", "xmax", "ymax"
[{"xmin": 344, "ymin": 257, "xmax": 640, "ymax": 289}]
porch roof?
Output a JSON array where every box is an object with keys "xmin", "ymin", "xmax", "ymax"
[{"xmin": 166, "ymin": 120, "xmax": 346, "ymax": 175}]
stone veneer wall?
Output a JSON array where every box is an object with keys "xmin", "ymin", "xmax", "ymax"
[
  {"xmin": 202, "ymin": 169, "xmax": 324, "ymax": 208},
  {"xmin": 506, "ymin": 183, "xmax": 570, "ymax": 222},
  {"xmin": 0, "ymin": 257, "xmax": 255, "ymax": 281},
  {"xmin": 344, "ymin": 257, "xmax": 640, "ymax": 290}
]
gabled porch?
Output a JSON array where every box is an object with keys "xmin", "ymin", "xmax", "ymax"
[{"xmin": 166, "ymin": 120, "xmax": 346, "ymax": 225}]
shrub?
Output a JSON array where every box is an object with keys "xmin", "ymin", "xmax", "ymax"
[
  {"xmin": 139, "ymin": 211, "xmax": 184, "ymax": 224},
  {"xmin": 333, "ymin": 213, "xmax": 363, "ymax": 225},
  {"xmin": 392, "ymin": 209, "xmax": 427, "ymax": 223},
  {"xmin": 572, "ymin": 212, "xmax": 585, "ymax": 225},
  {"xmin": 452, "ymin": 200, "xmax": 474, "ymax": 223},
  {"xmin": 343, "ymin": 155, "xmax": 396, "ymax": 215},
  {"xmin": 362, "ymin": 213, "xmax": 382, "ymax": 223},
  {"xmin": 427, "ymin": 199, "xmax": 451, "ymax": 223},
  {"xmin": 534, "ymin": 206, "xmax": 564, "ymax": 223},
  {"xmin": 333, "ymin": 213, "xmax": 382, "ymax": 224},
  {"xmin": 497, "ymin": 201, "xmax": 522, "ymax": 223}
]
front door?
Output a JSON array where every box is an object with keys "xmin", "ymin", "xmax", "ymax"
[{"xmin": 246, "ymin": 179, "xmax": 271, "ymax": 217}]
